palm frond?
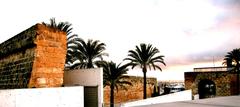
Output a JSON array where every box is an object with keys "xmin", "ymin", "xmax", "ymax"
[
  {"xmin": 42, "ymin": 18, "xmax": 73, "ymax": 36},
  {"xmin": 223, "ymin": 48, "xmax": 240, "ymax": 72},
  {"xmin": 98, "ymin": 61, "xmax": 132, "ymax": 91},
  {"xmin": 125, "ymin": 43, "xmax": 165, "ymax": 72}
]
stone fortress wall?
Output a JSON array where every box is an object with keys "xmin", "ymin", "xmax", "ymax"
[
  {"xmin": 0, "ymin": 24, "xmax": 66, "ymax": 88},
  {"xmin": 104, "ymin": 76, "xmax": 157, "ymax": 105}
]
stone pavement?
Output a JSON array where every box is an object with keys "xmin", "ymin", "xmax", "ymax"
[{"xmin": 137, "ymin": 96, "xmax": 240, "ymax": 107}]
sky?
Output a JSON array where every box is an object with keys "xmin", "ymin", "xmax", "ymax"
[{"xmin": 0, "ymin": 0, "xmax": 240, "ymax": 81}]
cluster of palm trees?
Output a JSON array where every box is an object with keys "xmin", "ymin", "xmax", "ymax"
[
  {"xmin": 42, "ymin": 18, "xmax": 240, "ymax": 106},
  {"xmin": 43, "ymin": 18, "xmax": 166, "ymax": 107}
]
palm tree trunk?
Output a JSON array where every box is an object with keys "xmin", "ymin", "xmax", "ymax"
[
  {"xmin": 87, "ymin": 59, "xmax": 94, "ymax": 68},
  {"xmin": 237, "ymin": 72, "xmax": 239, "ymax": 95},
  {"xmin": 110, "ymin": 83, "xmax": 114, "ymax": 107},
  {"xmin": 143, "ymin": 66, "xmax": 147, "ymax": 99},
  {"xmin": 237, "ymin": 64, "xmax": 240, "ymax": 95}
]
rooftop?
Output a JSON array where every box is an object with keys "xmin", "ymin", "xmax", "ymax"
[{"xmin": 193, "ymin": 66, "xmax": 229, "ymax": 72}]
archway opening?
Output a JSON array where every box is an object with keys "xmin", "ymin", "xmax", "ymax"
[{"xmin": 198, "ymin": 79, "xmax": 216, "ymax": 99}]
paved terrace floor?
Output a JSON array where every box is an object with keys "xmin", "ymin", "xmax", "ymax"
[{"xmin": 137, "ymin": 96, "xmax": 240, "ymax": 107}]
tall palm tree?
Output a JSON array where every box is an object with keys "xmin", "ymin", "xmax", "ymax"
[
  {"xmin": 124, "ymin": 43, "xmax": 165, "ymax": 99},
  {"xmin": 223, "ymin": 48, "xmax": 240, "ymax": 94},
  {"xmin": 96, "ymin": 61, "xmax": 132, "ymax": 107},
  {"xmin": 71, "ymin": 39, "xmax": 108, "ymax": 69}
]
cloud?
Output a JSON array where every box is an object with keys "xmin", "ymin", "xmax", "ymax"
[
  {"xmin": 165, "ymin": 0, "xmax": 240, "ymax": 68},
  {"xmin": 210, "ymin": 0, "xmax": 240, "ymax": 7},
  {"xmin": 0, "ymin": 0, "xmax": 239, "ymax": 74}
]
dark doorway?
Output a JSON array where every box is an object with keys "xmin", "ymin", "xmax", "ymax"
[
  {"xmin": 198, "ymin": 79, "xmax": 216, "ymax": 99},
  {"xmin": 84, "ymin": 86, "xmax": 98, "ymax": 107}
]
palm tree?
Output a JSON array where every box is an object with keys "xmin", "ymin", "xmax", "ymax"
[
  {"xmin": 96, "ymin": 61, "xmax": 132, "ymax": 107},
  {"xmin": 71, "ymin": 39, "xmax": 108, "ymax": 69},
  {"xmin": 42, "ymin": 18, "xmax": 72, "ymax": 35},
  {"xmin": 65, "ymin": 34, "xmax": 80, "ymax": 66},
  {"xmin": 124, "ymin": 43, "xmax": 165, "ymax": 99},
  {"xmin": 223, "ymin": 48, "xmax": 240, "ymax": 94}
]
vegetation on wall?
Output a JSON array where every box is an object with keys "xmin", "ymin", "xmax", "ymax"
[
  {"xmin": 42, "ymin": 18, "xmax": 109, "ymax": 69},
  {"xmin": 42, "ymin": 18, "xmax": 77, "ymax": 66},
  {"xmin": 42, "ymin": 18, "xmax": 72, "ymax": 35}
]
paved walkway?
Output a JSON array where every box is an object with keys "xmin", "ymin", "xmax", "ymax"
[{"xmin": 137, "ymin": 96, "xmax": 240, "ymax": 107}]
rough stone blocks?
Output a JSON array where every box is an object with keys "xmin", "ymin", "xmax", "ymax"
[
  {"xmin": 103, "ymin": 76, "xmax": 157, "ymax": 105},
  {"xmin": 0, "ymin": 24, "xmax": 67, "ymax": 88}
]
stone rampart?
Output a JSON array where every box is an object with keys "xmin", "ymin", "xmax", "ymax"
[
  {"xmin": 0, "ymin": 24, "xmax": 66, "ymax": 88},
  {"xmin": 104, "ymin": 76, "xmax": 157, "ymax": 105}
]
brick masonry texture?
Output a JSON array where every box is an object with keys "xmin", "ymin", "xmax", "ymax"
[
  {"xmin": 0, "ymin": 24, "xmax": 67, "ymax": 89},
  {"xmin": 185, "ymin": 71, "xmax": 238, "ymax": 97},
  {"xmin": 104, "ymin": 76, "xmax": 157, "ymax": 105}
]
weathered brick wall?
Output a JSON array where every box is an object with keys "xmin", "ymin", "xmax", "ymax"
[
  {"xmin": 185, "ymin": 72, "xmax": 237, "ymax": 97},
  {"xmin": 104, "ymin": 76, "xmax": 157, "ymax": 105},
  {"xmin": 0, "ymin": 24, "xmax": 66, "ymax": 88}
]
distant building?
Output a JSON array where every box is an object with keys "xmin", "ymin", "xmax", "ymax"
[
  {"xmin": 158, "ymin": 81, "xmax": 185, "ymax": 95},
  {"xmin": 185, "ymin": 67, "xmax": 238, "ymax": 99}
]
